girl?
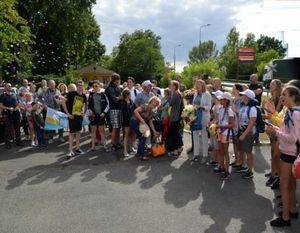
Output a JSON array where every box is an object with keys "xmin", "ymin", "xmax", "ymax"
[
  {"xmin": 236, "ymin": 89, "xmax": 257, "ymax": 179},
  {"xmin": 120, "ymin": 89, "xmax": 136, "ymax": 157},
  {"xmin": 263, "ymin": 79, "xmax": 283, "ymax": 188},
  {"xmin": 267, "ymin": 86, "xmax": 300, "ymax": 227},
  {"xmin": 24, "ymin": 92, "xmax": 35, "ymax": 146},
  {"xmin": 130, "ymin": 96, "xmax": 161, "ymax": 161},
  {"xmin": 206, "ymin": 90, "xmax": 222, "ymax": 165},
  {"xmin": 58, "ymin": 83, "xmax": 68, "ymax": 96},
  {"xmin": 230, "ymin": 83, "xmax": 243, "ymax": 167},
  {"xmin": 87, "ymin": 80, "xmax": 109, "ymax": 152},
  {"xmin": 215, "ymin": 93, "xmax": 235, "ymax": 179},
  {"xmin": 190, "ymin": 79, "xmax": 212, "ymax": 163}
]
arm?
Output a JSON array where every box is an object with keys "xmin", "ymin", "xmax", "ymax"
[
  {"xmin": 61, "ymin": 95, "xmax": 74, "ymax": 119},
  {"xmin": 0, "ymin": 102, "xmax": 14, "ymax": 112},
  {"xmin": 103, "ymin": 94, "xmax": 110, "ymax": 114},
  {"xmin": 218, "ymin": 116, "xmax": 235, "ymax": 129},
  {"xmin": 149, "ymin": 119, "xmax": 159, "ymax": 136},
  {"xmin": 200, "ymin": 93, "xmax": 212, "ymax": 112},
  {"xmin": 276, "ymin": 114, "xmax": 300, "ymax": 145},
  {"xmin": 133, "ymin": 107, "xmax": 146, "ymax": 124},
  {"xmin": 240, "ymin": 117, "xmax": 256, "ymax": 140},
  {"xmin": 253, "ymin": 88, "xmax": 263, "ymax": 96}
]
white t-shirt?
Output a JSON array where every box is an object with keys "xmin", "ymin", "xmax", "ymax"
[
  {"xmin": 212, "ymin": 104, "xmax": 221, "ymax": 123},
  {"xmin": 219, "ymin": 107, "xmax": 235, "ymax": 136},
  {"xmin": 129, "ymin": 87, "xmax": 139, "ymax": 102},
  {"xmin": 239, "ymin": 105, "xmax": 257, "ymax": 134}
]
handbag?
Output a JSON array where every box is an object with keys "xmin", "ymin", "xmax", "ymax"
[
  {"xmin": 292, "ymin": 140, "xmax": 300, "ymax": 179},
  {"xmin": 190, "ymin": 109, "xmax": 203, "ymax": 131},
  {"xmin": 151, "ymin": 138, "xmax": 166, "ymax": 158}
]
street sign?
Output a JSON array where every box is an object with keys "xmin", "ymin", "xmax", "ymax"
[{"xmin": 238, "ymin": 48, "xmax": 255, "ymax": 61}]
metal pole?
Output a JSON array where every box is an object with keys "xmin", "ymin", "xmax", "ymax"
[{"xmin": 199, "ymin": 24, "xmax": 211, "ymax": 45}]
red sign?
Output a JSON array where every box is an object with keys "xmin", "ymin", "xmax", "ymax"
[{"xmin": 238, "ymin": 48, "xmax": 255, "ymax": 61}]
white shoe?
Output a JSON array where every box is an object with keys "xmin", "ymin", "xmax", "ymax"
[
  {"xmin": 124, "ymin": 153, "xmax": 130, "ymax": 157},
  {"xmin": 31, "ymin": 141, "xmax": 37, "ymax": 147}
]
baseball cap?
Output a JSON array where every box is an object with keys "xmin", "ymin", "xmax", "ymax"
[
  {"xmin": 240, "ymin": 89, "xmax": 256, "ymax": 100},
  {"xmin": 218, "ymin": 92, "xmax": 233, "ymax": 101},
  {"xmin": 211, "ymin": 90, "xmax": 223, "ymax": 98}
]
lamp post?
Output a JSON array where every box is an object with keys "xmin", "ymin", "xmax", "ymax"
[
  {"xmin": 199, "ymin": 23, "xmax": 211, "ymax": 45},
  {"xmin": 173, "ymin": 44, "xmax": 181, "ymax": 74}
]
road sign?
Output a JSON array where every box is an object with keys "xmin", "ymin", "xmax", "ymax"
[{"xmin": 238, "ymin": 48, "xmax": 255, "ymax": 61}]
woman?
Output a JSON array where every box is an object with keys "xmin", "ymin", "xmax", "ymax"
[
  {"xmin": 191, "ymin": 79, "xmax": 212, "ymax": 163},
  {"xmin": 120, "ymin": 89, "xmax": 136, "ymax": 157},
  {"xmin": 87, "ymin": 80, "xmax": 109, "ymax": 151},
  {"xmin": 263, "ymin": 79, "xmax": 283, "ymax": 188},
  {"xmin": 130, "ymin": 96, "xmax": 161, "ymax": 161},
  {"xmin": 267, "ymin": 86, "xmax": 300, "ymax": 227},
  {"xmin": 165, "ymin": 80, "xmax": 184, "ymax": 157},
  {"xmin": 236, "ymin": 89, "xmax": 257, "ymax": 179},
  {"xmin": 58, "ymin": 83, "xmax": 68, "ymax": 96}
]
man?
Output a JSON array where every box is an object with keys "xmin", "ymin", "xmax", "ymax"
[
  {"xmin": 105, "ymin": 73, "xmax": 123, "ymax": 150},
  {"xmin": 151, "ymin": 79, "xmax": 162, "ymax": 96},
  {"xmin": 0, "ymin": 83, "xmax": 22, "ymax": 148},
  {"xmin": 212, "ymin": 77, "xmax": 224, "ymax": 92},
  {"xmin": 62, "ymin": 80, "xmax": 87, "ymax": 159},
  {"xmin": 42, "ymin": 80, "xmax": 65, "ymax": 142},
  {"xmin": 249, "ymin": 73, "xmax": 263, "ymax": 144},
  {"xmin": 18, "ymin": 79, "xmax": 30, "ymax": 98},
  {"xmin": 135, "ymin": 80, "xmax": 154, "ymax": 107},
  {"xmin": 249, "ymin": 73, "xmax": 263, "ymax": 106},
  {"xmin": 127, "ymin": 77, "xmax": 139, "ymax": 102}
]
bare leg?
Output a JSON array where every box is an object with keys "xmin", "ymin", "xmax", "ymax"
[{"xmin": 91, "ymin": 126, "xmax": 96, "ymax": 149}]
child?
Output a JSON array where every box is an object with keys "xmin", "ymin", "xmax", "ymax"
[
  {"xmin": 23, "ymin": 92, "xmax": 36, "ymax": 146},
  {"xmin": 206, "ymin": 90, "xmax": 223, "ymax": 166},
  {"xmin": 31, "ymin": 102, "xmax": 46, "ymax": 147},
  {"xmin": 215, "ymin": 93, "xmax": 235, "ymax": 179},
  {"xmin": 120, "ymin": 89, "xmax": 135, "ymax": 157},
  {"xmin": 231, "ymin": 84, "xmax": 243, "ymax": 167}
]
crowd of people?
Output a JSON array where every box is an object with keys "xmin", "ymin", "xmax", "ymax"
[{"xmin": 0, "ymin": 73, "xmax": 300, "ymax": 228}]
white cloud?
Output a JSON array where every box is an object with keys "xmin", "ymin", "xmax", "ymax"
[{"xmin": 93, "ymin": 0, "xmax": 300, "ymax": 72}]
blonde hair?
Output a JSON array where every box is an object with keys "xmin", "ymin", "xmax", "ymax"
[
  {"xmin": 148, "ymin": 96, "xmax": 161, "ymax": 106},
  {"xmin": 68, "ymin": 83, "xmax": 77, "ymax": 92},
  {"xmin": 195, "ymin": 79, "xmax": 207, "ymax": 92},
  {"xmin": 58, "ymin": 83, "xmax": 68, "ymax": 93}
]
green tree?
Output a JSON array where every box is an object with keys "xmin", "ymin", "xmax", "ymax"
[
  {"xmin": 188, "ymin": 40, "xmax": 218, "ymax": 63},
  {"xmin": 182, "ymin": 59, "xmax": 224, "ymax": 88},
  {"xmin": 17, "ymin": 0, "xmax": 105, "ymax": 75},
  {"xmin": 111, "ymin": 29, "xmax": 164, "ymax": 83},
  {"xmin": 256, "ymin": 49, "xmax": 282, "ymax": 78},
  {"xmin": 257, "ymin": 35, "xmax": 287, "ymax": 57},
  {"xmin": 243, "ymin": 33, "xmax": 257, "ymax": 48},
  {"xmin": 0, "ymin": 0, "xmax": 32, "ymax": 81},
  {"xmin": 218, "ymin": 27, "xmax": 243, "ymax": 79}
]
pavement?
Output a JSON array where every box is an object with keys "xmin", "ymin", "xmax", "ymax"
[{"xmin": 0, "ymin": 132, "xmax": 300, "ymax": 233}]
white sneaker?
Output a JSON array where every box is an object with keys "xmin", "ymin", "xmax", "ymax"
[
  {"xmin": 75, "ymin": 148, "xmax": 85, "ymax": 155},
  {"xmin": 31, "ymin": 141, "xmax": 37, "ymax": 147},
  {"xmin": 124, "ymin": 152, "xmax": 130, "ymax": 157},
  {"xmin": 67, "ymin": 151, "xmax": 75, "ymax": 160}
]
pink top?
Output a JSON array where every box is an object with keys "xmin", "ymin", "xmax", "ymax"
[{"xmin": 276, "ymin": 107, "xmax": 300, "ymax": 156}]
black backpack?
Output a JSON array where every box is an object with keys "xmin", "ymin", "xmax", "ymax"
[{"xmin": 246, "ymin": 100, "xmax": 265, "ymax": 133}]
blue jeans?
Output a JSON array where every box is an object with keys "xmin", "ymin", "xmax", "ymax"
[
  {"xmin": 35, "ymin": 127, "xmax": 46, "ymax": 146},
  {"xmin": 130, "ymin": 119, "xmax": 146, "ymax": 157}
]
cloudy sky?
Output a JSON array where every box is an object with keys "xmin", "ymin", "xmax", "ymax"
[{"xmin": 93, "ymin": 0, "xmax": 300, "ymax": 71}]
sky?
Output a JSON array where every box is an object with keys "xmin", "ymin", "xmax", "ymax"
[{"xmin": 93, "ymin": 0, "xmax": 300, "ymax": 72}]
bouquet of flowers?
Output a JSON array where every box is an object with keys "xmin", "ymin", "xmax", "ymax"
[{"xmin": 182, "ymin": 104, "xmax": 197, "ymax": 124}]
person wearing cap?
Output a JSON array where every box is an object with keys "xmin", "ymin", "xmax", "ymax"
[
  {"xmin": 134, "ymin": 80, "xmax": 154, "ymax": 107},
  {"xmin": 190, "ymin": 79, "xmax": 212, "ymax": 163},
  {"xmin": 214, "ymin": 92, "xmax": 235, "ymax": 179},
  {"xmin": 235, "ymin": 89, "xmax": 257, "ymax": 179},
  {"xmin": 130, "ymin": 96, "xmax": 161, "ymax": 161}
]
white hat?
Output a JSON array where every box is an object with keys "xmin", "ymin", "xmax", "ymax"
[
  {"xmin": 142, "ymin": 80, "xmax": 152, "ymax": 87},
  {"xmin": 139, "ymin": 122, "xmax": 151, "ymax": 137},
  {"xmin": 211, "ymin": 90, "xmax": 223, "ymax": 98},
  {"xmin": 218, "ymin": 92, "xmax": 233, "ymax": 101},
  {"xmin": 240, "ymin": 89, "xmax": 256, "ymax": 100}
]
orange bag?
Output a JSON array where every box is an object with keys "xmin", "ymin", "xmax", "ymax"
[{"xmin": 151, "ymin": 141, "xmax": 166, "ymax": 158}]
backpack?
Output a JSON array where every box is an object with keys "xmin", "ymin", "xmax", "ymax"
[{"xmin": 246, "ymin": 100, "xmax": 265, "ymax": 134}]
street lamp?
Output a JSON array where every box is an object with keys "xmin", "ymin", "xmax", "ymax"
[
  {"xmin": 199, "ymin": 24, "xmax": 211, "ymax": 45},
  {"xmin": 173, "ymin": 44, "xmax": 181, "ymax": 74}
]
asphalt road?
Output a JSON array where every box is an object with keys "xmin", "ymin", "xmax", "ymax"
[{"xmin": 0, "ymin": 133, "xmax": 299, "ymax": 233}]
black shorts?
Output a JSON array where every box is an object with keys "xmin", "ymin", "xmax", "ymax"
[
  {"xmin": 281, "ymin": 153, "xmax": 297, "ymax": 164},
  {"xmin": 90, "ymin": 114, "xmax": 106, "ymax": 126},
  {"xmin": 69, "ymin": 116, "xmax": 83, "ymax": 134}
]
